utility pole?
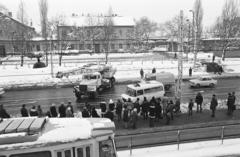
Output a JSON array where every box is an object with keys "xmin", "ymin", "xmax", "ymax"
[
  {"xmin": 176, "ymin": 10, "xmax": 184, "ymax": 101},
  {"xmin": 190, "ymin": 10, "xmax": 197, "ymax": 68}
]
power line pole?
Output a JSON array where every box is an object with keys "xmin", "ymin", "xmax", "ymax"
[{"xmin": 176, "ymin": 10, "xmax": 184, "ymax": 101}]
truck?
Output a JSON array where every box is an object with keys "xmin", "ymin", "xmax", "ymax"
[
  {"xmin": 145, "ymin": 71, "xmax": 175, "ymax": 90},
  {"xmin": 73, "ymin": 64, "xmax": 116, "ymax": 99}
]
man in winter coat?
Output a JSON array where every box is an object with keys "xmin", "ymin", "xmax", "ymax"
[
  {"xmin": 58, "ymin": 102, "xmax": 66, "ymax": 117},
  {"xmin": 140, "ymin": 68, "xmax": 144, "ymax": 79},
  {"xmin": 141, "ymin": 97, "xmax": 149, "ymax": 120},
  {"xmin": 148, "ymin": 101, "xmax": 156, "ymax": 127},
  {"xmin": 188, "ymin": 99, "xmax": 194, "ymax": 116},
  {"xmin": 50, "ymin": 103, "xmax": 58, "ymax": 117},
  {"xmin": 29, "ymin": 105, "xmax": 38, "ymax": 117},
  {"xmin": 210, "ymin": 94, "xmax": 218, "ymax": 117},
  {"xmin": 116, "ymin": 99, "xmax": 123, "ymax": 121},
  {"xmin": 82, "ymin": 107, "xmax": 90, "ymax": 118},
  {"xmin": 100, "ymin": 102, "xmax": 107, "ymax": 118},
  {"xmin": 66, "ymin": 107, "xmax": 74, "ymax": 117},
  {"xmin": 66, "ymin": 101, "xmax": 74, "ymax": 115},
  {"xmin": 91, "ymin": 107, "xmax": 100, "ymax": 118},
  {"xmin": 21, "ymin": 104, "xmax": 29, "ymax": 117},
  {"xmin": 227, "ymin": 93, "xmax": 234, "ymax": 116},
  {"xmin": 0, "ymin": 104, "xmax": 10, "ymax": 118},
  {"xmin": 195, "ymin": 92, "xmax": 203, "ymax": 113},
  {"xmin": 130, "ymin": 108, "xmax": 138, "ymax": 129},
  {"xmin": 134, "ymin": 98, "xmax": 141, "ymax": 114},
  {"xmin": 122, "ymin": 105, "xmax": 130, "ymax": 129},
  {"xmin": 155, "ymin": 98, "xmax": 162, "ymax": 121}
]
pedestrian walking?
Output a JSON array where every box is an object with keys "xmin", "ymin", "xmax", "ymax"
[
  {"xmin": 20, "ymin": 104, "xmax": 29, "ymax": 117},
  {"xmin": 226, "ymin": 93, "xmax": 234, "ymax": 116},
  {"xmin": 0, "ymin": 104, "xmax": 10, "ymax": 118},
  {"xmin": 100, "ymin": 102, "xmax": 107, "ymax": 118},
  {"xmin": 37, "ymin": 105, "xmax": 43, "ymax": 117},
  {"xmin": 189, "ymin": 67, "xmax": 192, "ymax": 77},
  {"xmin": 141, "ymin": 97, "xmax": 149, "ymax": 120},
  {"xmin": 140, "ymin": 68, "xmax": 144, "ymax": 79},
  {"xmin": 116, "ymin": 99, "xmax": 123, "ymax": 121},
  {"xmin": 58, "ymin": 102, "xmax": 66, "ymax": 117},
  {"xmin": 152, "ymin": 67, "xmax": 156, "ymax": 73},
  {"xmin": 188, "ymin": 99, "xmax": 194, "ymax": 117},
  {"xmin": 210, "ymin": 94, "xmax": 218, "ymax": 117},
  {"xmin": 129, "ymin": 108, "xmax": 138, "ymax": 129},
  {"xmin": 195, "ymin": 92, "xmax": 203, "ymax": 113},
  {"xmin": 50, "ymin": 103, "xmax": 58, "ymax": 117},
  {"xmin": 123, "ymin": 105, "xmax": 130, "ymax": 129},
  {"xmin": 29, "ymin": 105, "xmax": 38, "ymax": 117}
]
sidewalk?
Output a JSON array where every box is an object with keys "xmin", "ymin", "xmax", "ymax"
[{"xmin": 114, "ymin": 108, "xmax": 240, "ymax": 136}]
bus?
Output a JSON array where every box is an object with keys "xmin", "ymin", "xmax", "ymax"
[
  {"xmin": 121, "ymin": 80, "xmax": 165, "ymax": 104},
  {"xmin": 0, "ymin": 117, "xmax": 117, "ymax": 157}
]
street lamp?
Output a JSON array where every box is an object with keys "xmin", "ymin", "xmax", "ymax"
[{"xmin": 189, "ymin": 10, "xmax": 197, "ymax": 68}]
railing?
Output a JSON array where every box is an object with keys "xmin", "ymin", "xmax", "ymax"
[{"xmin": 116, "ymin": 123, "xmax": 240, "ymax": 155}]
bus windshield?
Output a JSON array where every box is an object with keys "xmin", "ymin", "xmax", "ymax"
[
  {"xmin": 83, "ymin": 75, "xmax": 98, "ymax": 80},
  {"xmin": 99, "ymin": 139, "xmax": 116, "ymax": 157},
  {"xmin": 126, "ymin": 87, "xmax": 136, "ymax": 97}
]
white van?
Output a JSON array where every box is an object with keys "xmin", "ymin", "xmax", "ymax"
[{"xmin": 121, "ymin": 80, "xmax": 165, "ymax": 104}]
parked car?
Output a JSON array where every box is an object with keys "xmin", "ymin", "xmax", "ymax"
[
  {"xmin": 189, "ymin": 76, "xmax": 217, "ymax": 88},
  {"xmin": 0, "ymin": 88, "xmax": 5, "ymax": 97}
]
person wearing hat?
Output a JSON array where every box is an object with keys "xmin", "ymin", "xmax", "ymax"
[
  {"xmin": 100, "ymin": 102, "xmax": 107, "ymax": 118},
  {"xmin": 108, "ymin": 99, "xmax": 115, "ymax": 112}
]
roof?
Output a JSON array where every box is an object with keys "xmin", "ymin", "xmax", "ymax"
[
  {"xmin": 59, "ymin": 16, "xmax": 135, "ymax": 27},
  {"xmin": 127, "ymin": 80, "xmax": 164, "ymax": 90},
  {"xmin": 0, "ymin": 117, "xmax": 115, "ymax": 151}
]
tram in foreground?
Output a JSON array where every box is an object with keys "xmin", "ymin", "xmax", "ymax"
[{"xmin": 0, "ymin": 117, "xmax": 117, "ymax": 157}]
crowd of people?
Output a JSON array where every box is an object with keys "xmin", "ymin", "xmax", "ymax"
[{"xmin": 0, "ymin": 91, "xmax": 237, "ymax": 130}]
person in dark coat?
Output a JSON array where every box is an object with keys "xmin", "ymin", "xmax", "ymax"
[
  {"xmin": 58, "ymin": 102, "xmax": 66, "ymax": 117},
  {"xmin": 66, "ymin": 101, "xmax": 74, "ymax": 115},
  {"xmin": 188, "ymin": 99, "xmax": 194, "ymax": 116},
  {"xmin": 37, "ymin": 105, "xmax": 43, "ymax": 117},
  {"xmin": 105, "ymin": 110, "xmax": 114, "ymax": 121},
  {"xmin": 195, "ymin": 92, "xmax": 203, "ymax": 113},
  {"xmin": 152, "ymin": 67, "xmax": 156, "ymax": 73},
  {"xmin": 20, "ymin": 104, "xmax": 29, "ymax": 117},
  {"xmin": 189, "ymin": 67, "xmax": 192, "ymax": 77},
  {"xmin": 100, "ymin": 102, "xmax": 107, "ymax": 118},
  {"xmin": 140, "ymin": 68, "xmax": 144, "ymax": 79},
  {"xmin": 66, "ymin": 107, "xmax": 74, "ymax": 117},
  {"xmin": 174, "ymin": 98, "xmax": 181, "ymax": 114},
  {"xmin": 141, "ymin": 97, "xmax": 149, "ymax": 120},
  {"xmin": 0, "ymin": 104, "xmax": 10, "ymax": 118},
  {"xmin": 116, "ymin": 99, "xmax": 123, "ymax": 121},
  {"xmin": 134, "ymin": 98, "xmax": 141, "ymax": 114},
  {"xmin": 148, "ymin": 101, "xmax": 156, "ymax": 127},
  {"xmin": 108, "ymin": 99, "xmax": 115, "ymax": 112},
  {"xmin": 210, "ymin": 94, "xmax": 218, "ymax": 117},
  {"xmin": 91, "ymin": 107, "xmax": 100, "ymax": 118},
  {"xmin": 168, "ymin": 100, "xmax": 175, "ymax": 120},
  {"xmin": 232, "ymin": 92, "xmax": 236, "ymax": 113},
  {"xmin": 155, "ymin": 98, "xmax": 162, "ymax": 121},
  {"xmin": 122, "ymin": 105, "xmax": 130, "ymax": 129},
  {"xmin": 29, "ymin": 105, "xmax": 38, "ymax": 117},
  {"xmin": 82, "ymin": 107, "xmax": 90, "ymax": 118},
  {"xmin": 50, "ymin": 103, "xmax": 58, "ymax": 117},
  {"xmin": 226, "ymin": 93, "xmax": 234, "ymax": 116},
  {"xmin": 129, "ymin": 108, "xmax": 138, "ymax": 129}
]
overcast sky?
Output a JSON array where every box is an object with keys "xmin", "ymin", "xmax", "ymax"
[{"xmin": 1, "ymin": 0, "xmax": 226, "ymax": 31}]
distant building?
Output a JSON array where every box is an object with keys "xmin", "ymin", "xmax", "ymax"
[
  {"xmin": 57, "ymin": 15, "xmax": 135, "ymax": 53},
  {"xmin": 0, "ymin": 12, "xmax": 35, "ymax": 56}
]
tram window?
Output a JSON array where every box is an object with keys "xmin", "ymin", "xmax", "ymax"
[
  {"xmin": 10, "ymin": 151, "xmax": 51, "ymax": 157},
  {"xmin": 64, "ymin": 150, "xmax": 71, "ymax": 157},
  {"xmin": 99, "ymin": 140, "xmax": 116, "ymax": 157},
  {"xmin": 57, "ymin": 152, "xmax": 62, "ymax": 157},
  {"xmin": 77, "ymin": 148, "xmax": 83, "ymax": 157},
  {"xmin": 86, "ymin": 146, "xmax": 90, "ymax": 157},
  {"xmin": 0, "ymin": 156, "xmax": 6, "ymax": 157}
]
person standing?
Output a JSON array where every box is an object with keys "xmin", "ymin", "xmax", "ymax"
[
  {"xmin": 210, "ymin": 94, "xmax": 218, "ymax": 117},
  {"xmin": 20, "ymin": 104, "xmax": 29, "ymax": 117},
  {"xmin": 116, "ymin": 99, "xmax": 123, "ymax": 121},
  {"xmin": 195, "ymin": 92, "xmax": 203, "ymax": 113},
  {"xmin": 130, "ymin": 108, "xmax": 138, "ymax": 129},
  {"xmin": 188, "ymin": 99, "xmax": 194, "ymax": 117},
  {"xmin": 82, "ymin": 107, "xmax": 90, "ymax": 118},
  {"xmin": 152, "ymin": 67, "xmax": 156, "ymax": 73},
  {"xmin": 91, "ymin": 107, "xmax": 100, "ymax": 118},
  {"xmin": 155, "ymin": 98, "xmax": 162, "ymax": 121},
  {"xmin": 50, "ymin": 103, "xmax": 58, "ymax": 117},
  {"xmin": 29, "ymin": 105, "xmax": 38, "ymax": 117},
  {"xmin": 189, "ymin": 67, "xmax": 192, "ymax": 77},
  {"xmin": 37, "ymin": 105, "xmax": 43, "ymax": 117},
  {"xmin": 134, "ymin": 98, "xmax": 141, "ymax": 114},
  {"xmin": 232, "ymin": 92, "xmax": 236, "ymax": 114},
  {"xmin": 100, "ymin": 102, "xmax": 107, "ymax": 118},
  {"xmin": 148, "ymin": 101, "xmax": 156, "ymax": 127},
  {"xmin": 141, "ymin": 97, "xmax": 149, "ymax": 120},
  {"xmin": 140, "ymin": 68, "xmax": 144, "ymax": 79},
  {"xmin": 66, "ymin": 107, "xmax": 74, "ymax": 117},
  {"xmin": 0, "ymin": 104, "xmax": 10, "ymax": 118},
  {"xmin": 67, "ymin": 101, "xmax": 74, "ymax": 115},
  {"xmin": 58, "ymin": 102, "xmax": 66, "ymax": 117},
  {"xmin": 122, "ymin": 105, "xmax": 130, "ymax": 129}
]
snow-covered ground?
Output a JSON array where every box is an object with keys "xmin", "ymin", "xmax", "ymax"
[{"xmin": 118, "ymin": 138, "xmax": 240, "ymax": 157}]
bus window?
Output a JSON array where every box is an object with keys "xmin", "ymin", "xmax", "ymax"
[
  {"xmin": 64, "ymin": 150, "xmax": 71, "ymax": 157},
  {"xmin": 86, "ymin": 146, "xmax": 90, "ymax": 157},
  {"xmin": 57, "ymin": 152, "xmax": 62, "ymax": 157},
  {"xmin": 136, "ymin": 90, "xmax": 143, "ymax": 96},
  {"xmin": 99, "ymin": 139, "xmax": 116, "ymax": 157},
  {"xmin": 76, "ymin": 148, "xmax": 83, "ymax": 157},
  {"xmin": 126, "ymin": 88, "xmax": 136, "ymax": 97},
  {"xmin": 10, "ymin": 151, "xmax": 51, "ymax": 157}
]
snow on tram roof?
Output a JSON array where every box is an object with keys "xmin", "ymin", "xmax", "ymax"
[{"xmin": 0, "ymin": 117, "xmax": 114, "ymax": 151}]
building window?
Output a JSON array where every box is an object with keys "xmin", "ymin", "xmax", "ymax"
[
  {"xmin": 87, "ymin": 44, "xmax": 91, "ymax": 50},
  {"xmin": 119, "ymin": 30, "xmax": 122, "ymax": 36},
  {"xmin": 111, "ymin": 44, "xmax": 115, "ymax": 50},
  {"xmin": 36, "ymin": 45, "xmax": 41, "ymax": 51},
  {"xmin": 119, "ymin": 43, "xmax": 123, "ymax": 49},
  {"xmin": 127, "ymin": 43, "xmax": 131, "ymax": 49}
]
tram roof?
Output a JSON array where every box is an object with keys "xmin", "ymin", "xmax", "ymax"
[{"xmin": 0, "ymin": 117, "xmax": 115, "ymax": 151}]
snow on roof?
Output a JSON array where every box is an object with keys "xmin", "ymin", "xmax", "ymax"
[
  {"xmin": 61, "ymin": 16, "xmax": 135, "ymax": 27},
  {"xmin": 0, "ymin": 118, "xmax": 114, "ymax": 151},
  {"xmin": 127, "ymin": 80, "xmax": 164, "ymax": 90}
]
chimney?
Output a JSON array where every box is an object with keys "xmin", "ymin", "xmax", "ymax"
[{"xmin": 8, "ymin": 12, "xmax": 12, "ymax": 17}]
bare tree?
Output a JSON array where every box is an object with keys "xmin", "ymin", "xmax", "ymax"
[
  {"xmin": 0, "ymin": 3, "xmax": 9, "ymax": 14},
  {"xmin": 102, "ymin": 7, "xmax": 115, "ymax": 64},
  {"xmin": 17, "ymin": 0, "xmax": 28, "ymax": 25},
  {"xmin": 193, "ymin": 0, "xmax": 203, "ymax": 52},
  {"xmin": 39, "ymin": 0, "xmax": 48, "ymax": 65},
  {"xmin": 213, "ymin": 0, "xmax": 240, "ymax": 60},
  {"xmin": 135, "ymin": 17, "xmax": 157, "ymax": 48}
]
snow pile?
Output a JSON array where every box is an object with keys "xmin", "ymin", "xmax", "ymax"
[{"xmin": 118, "ymin": 138, "xmax": 240, "ymax": 157}]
